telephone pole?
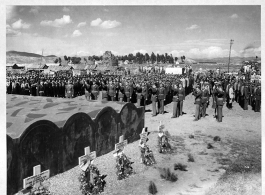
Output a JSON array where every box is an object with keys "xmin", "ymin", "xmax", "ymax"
[{"xmin": 228, "ymin": 39, "xmax": 234, "ymax": 73}]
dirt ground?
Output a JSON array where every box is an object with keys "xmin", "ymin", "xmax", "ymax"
[{"xmin": 42, "ymin": 93, "xmax": 261, "ymax": 195}]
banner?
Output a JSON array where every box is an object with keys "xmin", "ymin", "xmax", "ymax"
[{"xmin": 165, "ymin": 68, "xmax": 183, "ymax": 75}]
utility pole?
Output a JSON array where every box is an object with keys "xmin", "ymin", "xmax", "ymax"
[{"xmin": 228, "ymin": 39, "xmax": 234, "ymax": 73}]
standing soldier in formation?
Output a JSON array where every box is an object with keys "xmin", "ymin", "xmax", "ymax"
[
  {"xmin": 108, "ymin": 80, "xmax": 116, "ymax": 101},
  {"xmin": 158, "ymin": 83, "xmax": 166, "ymax": 114},
  {"xmin": 215, "ymin": 83, "xmax": 225, "ymax": 122},
  {"xmin": 101, "ymin": 81, "xmax": 108, "ymax": 101},
  {"xmin": 243, "ymin": 83, "xmax": 250, "ymax": 110},
  {"xmin": 84, "ymin": 81, "xmax": 91, "ymax": 100},
  {"xmin": 201, "ymin": 84, "xmax": 209, "ymax": 117},
  {"xmin": 65, "ymin": 80, "xmax": 74, "ymax": 98},
  {"xmin": 193, "ymin": 84, "xmax": 202, "ymax": 121},
  {"xmin": 91, "ymin": 81, "xmax": 99, "ymax": 100},
  {"xmin": 177, "ymin": 83, "xmax": 185, "ymax": 116},
  {"xmin": 141, "ymin": 82, "xmax": 148, "ymax": 109},
  {"xmin": 151, "ymin": 84, "xmax": 158, "ymax": 117},
  {"xmin": 117, "ymin": 82, "xmax": 125, "ymax": 102},
  {"xmin": 124, "ymin": 82, "xmax": 132, "ymax": 103},
  {"xmin": 227, "ymin": 84, "xmax": 234, "ymax": 109},
  {"xmin": 136, "ymin": 83, "xmax": 142, "ymax": 107},
  {"xmin": 171, "ymin": 83, "xmax": 179, "ymax": 118},
  {"xmin": 254, "ymin": 84, "xmax": 261, "ymax": 112}
]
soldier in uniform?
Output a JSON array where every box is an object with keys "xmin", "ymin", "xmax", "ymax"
[
  {"xmin": 192, "ymin": 83, "xmax": 202, "ymax": 121},
  {"xmin": 84, "ymin": 80, "xmax": 91, "ymax": 100},
  {"xmin": 254, "ymin": 84, "xmax": 261, "ymax": 112},
  {"xmin": 117, "ymin": 82, "xmax": 125, "ymax": 102},
  {"xmin": 201, "ymin": 84, "xmax": 209, "ymax": 117},
  {"xmin": 65, "ymin": 80, "xmax": 74, "ymax": 98},
  {"xmin": 171, "ymin": 83, "xmax": 179, "ymax": 118},
  {"xmin": 124, "ymin": 82, "xmax": 132, "ymax": 102},
  {"xmin": 158, "ymin": 83, "xmax": 166, "ymax": 114},
  {"xmin": 136, "ymin": 83, "xmax": 142, "ymax": 107},
  {"xmin": 91, "ymin": 81, "xmax": 99, "ymax": 100},
  {"xmin": 141, "ymin": 82, "xmax": 148, "ymax": 108},
  {"xmin": 215, "ymin": 83, "xmax": 225, "ymax": 122},
  {"xmin": 38, "ymin": 81, "xmax": 45, "ymax": 96},
  {"xmin": 107, "ymin": 80, "xmax": 116, "ymax": 101},
  {"xmin": 243, "ymin": 83, "xmax": 250, "ymax": 110},
  {"xmin": 101, "ymin": 81, "xmax": 108, "ymax": 101},
  {"xmin": 151, "ymin": 83, "xmax": 158, "ymax": 117},
  {"xmin": 177, "ymin": 83, "xmax": 185, "ymax": 116}
]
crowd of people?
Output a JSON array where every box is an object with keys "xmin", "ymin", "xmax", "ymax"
[{"xmin": 6, "ymin": 65, "xmax": 261, "ymax": 122}]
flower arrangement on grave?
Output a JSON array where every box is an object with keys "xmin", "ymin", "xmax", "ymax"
[
  {"xmin": 157, "ymin": 124, "xmax": 172, "ymax": 153},
  {"xmin": 29, "ymin": 184, "xmax": 51, "ymax": 195},
  {"xmin": 139, "ymin": 141, "xmax": 157, "ymax": 166},
  {"xmin": 114, "ymin": 150, "xmax": 134, "ymax": 180},
  {"xmin": 79, "ymin": 162, "xmax": 107, "ymax": 195}
]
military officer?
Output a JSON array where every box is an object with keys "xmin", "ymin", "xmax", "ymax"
[
  {"xmin": 65, "ymin": 80, "xmax": 74, "ymax": 98},
  {"xmin": 192, "ymin": 83, "xmax": 202, "ymax": 121},
  {"xmin": 171, "ymin": 83, "xmax": 179, "ymax": 118},
  {"xmin": 177, "ymin": 83, "xmax": 185, "ymax": 116},
  {"xmin": 91, "ymin": 81, "xmax": 99, "ymax": 100},
  {"xmin": 201, "ymin": 84, "xmax": 209, "ymax": 117},
  {"xmin": 158, "ymin": 83, "xmax": 166, "ymax": 114},
  {"xmin": 107, "ymin": 80, "xmax": 116, "ymax": 101},
  {"xmin": 151, "ymin": 83, "xmax": 158, "ymax": 117}
]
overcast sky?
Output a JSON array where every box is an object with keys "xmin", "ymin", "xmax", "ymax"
[{"xmin": 6, "ymin": 5, "xmax": 261, "ymax": 59}]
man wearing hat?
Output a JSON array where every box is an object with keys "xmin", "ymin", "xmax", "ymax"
[
  {"xmin": 151, "ymin": 83, "xmax": 158, "ymax": 117},
  {"xmin": 201, "ymin": 84, "xmax": 209, "ymax": 117},
  {"xmin": 192, "ymin": 83, "xmax": 202, "ymax": 121},
  {"xmin": 171, "ymin": 83, "xmax": 179, "ymax": 118},
  {"xmin": 215, "ymin": 83, "xmax": 225, "ymax": 122},
  {"xmin": 158, "ymin": 83, "xmax": 166, "ymax": 114},
  {"xmin": 65, "ymin": 80, "xmax": 74, "ymax": 98},
  {"xmin": 177, "ymin": 82, "xmax": 185, "ymax": 116},
  {"xmin": 91, "ymin": 81, "xmax": 99, "ymax": 100},
  {"xmin": 107, "ymin": 80, "xmax": 116, "ymax": 101}
]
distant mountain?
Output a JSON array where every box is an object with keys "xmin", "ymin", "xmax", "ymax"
[
  {"xmin": 7, "ymin": 51, "xmax": 57, "ymax": 58},
  {"xmin": 6, "ymin": 51, "xmax": 44, "ymax": 58},
  {"xmin": 46, "ymin": 55, "xmax": 57, "ymax": 57}
]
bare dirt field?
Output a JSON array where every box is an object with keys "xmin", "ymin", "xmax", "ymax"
[{"xmin": 39, "ymin": 93, "xmax": 261, "ymax": 195}]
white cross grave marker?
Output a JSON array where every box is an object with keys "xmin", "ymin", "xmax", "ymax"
[
  {"xmin": 79, "ymin": 146, "xmax": 96, "ymax": 171},
  {"xmin": 115, "ymin": 135, "xmax": 128, "ymax": 152},
  {"xmin": 23, "ymin": 165, "xmax": 50, "ymax": 189}
]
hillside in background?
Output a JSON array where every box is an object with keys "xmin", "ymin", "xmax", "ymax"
[{"xmin": 6, "ymin": 50, "xmax": 259, "ymax": 65}]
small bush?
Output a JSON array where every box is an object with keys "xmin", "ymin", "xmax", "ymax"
[
  {"xmin": 174, "ymin": 163, "xmax": 188, "ymax": 171},
  {"xmin": 213, "ymin": 136, "xmax": 221, "ymax": 141},
  {"xmin": 189, "ymin": 134, "xmax": 195, "ymax": 139},
  {"xmin": 207, "ymin": 143, "xmax": 214, "ymax": 149},
  {"xmin": 159, "ymin": 168, "xmax": 178, "ymax": 182},
  {"xmin": 188, "ymin": 153, "xmax": 195, "ymax": 162},
  {"xmin": 148, "ymin": 181, "xmax": 158, "ymax": 194}
]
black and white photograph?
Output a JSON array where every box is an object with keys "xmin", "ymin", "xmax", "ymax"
[{"xmin": 3, "ymin": 1, "xmax": 263, "ymax": 195}]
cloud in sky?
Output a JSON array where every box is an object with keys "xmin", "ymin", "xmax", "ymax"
[
  {"xmin": 91, "ymin": 18, "xmax": 121, "ymax": 29},
  {"xmin": 40, "ymin": 15, "xmax": 73, "ymax": 27},
  {"xmin": 186, "ymin": 24, "xmax": 200, "ymax": 30},
  {"xmin": 230, "ymin": 14, "xmax": 238, "ymax": 19},
  {"xmin": 12, "ymin": 19, "xmax": 31, "ymax": 29},
  {"xmin": 77, "ymin": 51, "xmax": 90, "ymax": 56},
  {"xmin": 6, "ymin": 24, "xmax": 21, "ymax": 37},
  {"xmin": 170, "ymin": 50, "xmax": 185, "ymax": 57},
  {"xmin": 29, "ymin": 6, "xmax": 40, "ymax": 14},
  {"xmin": 187, "ymin": 46, "xmax": 238, "ymax": 59},
  {"xmin": 63, "ymin": 7, "xmax": 70, "ymax": 12},
  {"xmin": 72, "ymin": 30, "xmax": 82, "ymax": 37},
  {"xmin": 77, "ymin": 22, "xmax": 86, "ymax": 28},
  {"xmin": 240, "ymin": 46, "xmax": 261, "ymax": 57},
  {"xmin": 133, "ymin": 49, "xmax": 147, "ymax": 54}
]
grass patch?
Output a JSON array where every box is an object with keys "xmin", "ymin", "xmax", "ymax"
[
  {"xmin": 148, "ymin": 181, "xmax": 158, "ymax": 194},
  {"xmin": 174, "ymin": 163, "xmax": 187, "ymax": 171},
  {"xmin": 188, "ymin": 153, "xmax": 195, "ymax": 162},
  {"xmin": 159, "ymin": 168, "xmax": 178, "ymax": 182}
]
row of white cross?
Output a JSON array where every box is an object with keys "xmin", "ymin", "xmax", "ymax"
[{"xmin": 22, "ymin": 122, "xmax": 163, "ymax": 192}]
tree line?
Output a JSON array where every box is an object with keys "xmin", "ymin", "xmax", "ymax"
[{"xmin": 53, "ymin": 52, "xmax": 186, "ymax": 65}]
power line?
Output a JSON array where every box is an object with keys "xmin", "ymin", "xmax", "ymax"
[{"xmin": 228, "ymin": 39, "xmax": 234, "ymax": 73}]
